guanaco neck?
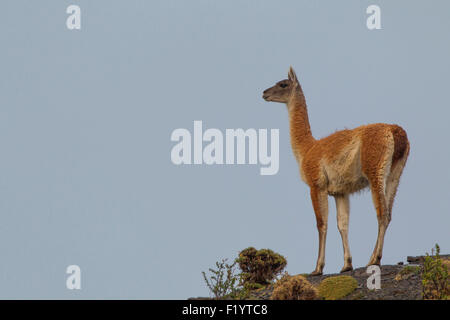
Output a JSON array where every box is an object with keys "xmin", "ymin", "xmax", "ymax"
[{"xmin": 287, "ymin": 88, "xmax": 315, "ymax": 160}]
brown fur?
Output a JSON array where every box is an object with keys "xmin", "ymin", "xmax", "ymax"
[
  {"xmin": 391, "ymin": 125, "xmax": 409, "ymax": 165},
  {"xmin": 263, "ymin": 67, "xmax": 410, "ymax": 275}
]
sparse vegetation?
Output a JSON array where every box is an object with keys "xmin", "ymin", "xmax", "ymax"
[
  {"xmin": 318, "ymin": 275, "xmax": 358, "ymax": 300},
  {"xmin": 197, "ymin": 247, "xmax": 449, "ymax": 300},
  {"xmin": 422, "ymin": 244, "xmax": 449, "ymax": 300},
  {"xmin": 270, "ymin": 273, "xmax": 319, "ymax": 300},
  {"xmin": 202, "ymin": 247, "xmax": 287, "ymax": 300},
  {"xmin": 202, "ymin": 259, "xmax": 242, "ymax": 300},
  {"xmin": 236, "ymin": 247, "xmax": 287, "ymax": 287}
]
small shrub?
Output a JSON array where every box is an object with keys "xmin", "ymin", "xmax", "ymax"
[
  {"xmin": 422, "ymin": 244, "xmax": 449, "ymax": 300},
  {"xmin": 318, "ymin": 275, "xmax": 358, "ymax": 300},
  {"xmin": 237, "ymin": 247, "xmax": 287, "ymax": 286},
  {"xmin": 202, "ymin": 259, "xmax": 241, "ymax": 300},
  {"xmin": 271, "ymin": 273, "xmax": 319, "ymax": 300}
]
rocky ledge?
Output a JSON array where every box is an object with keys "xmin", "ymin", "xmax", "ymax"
[{"xmin": 249, "ymin": 254, "xmax": 449, "ymax": 300}]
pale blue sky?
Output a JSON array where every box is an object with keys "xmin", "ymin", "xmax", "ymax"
[{"xmin": 0, "ymin": 0, "xmax": 449, "ymax": 299}]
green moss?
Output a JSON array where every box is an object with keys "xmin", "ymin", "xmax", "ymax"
[{"xmin": 318, "ymin": 275, "xmax": 358, "ymax": 300}]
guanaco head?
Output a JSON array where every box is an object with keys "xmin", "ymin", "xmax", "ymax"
[{"xmin": 262, "ymin": 66, "xmax": 300, "ymax": 103}]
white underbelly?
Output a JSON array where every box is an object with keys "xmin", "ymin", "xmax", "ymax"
[{"xmin": 323, "ymin": 142, "xmax": 369, "ymax": 195}]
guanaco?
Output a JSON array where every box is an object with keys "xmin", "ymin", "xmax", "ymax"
[{"xmin": 262, "ymin": 67, "xmax": 409, "ymax": 275}]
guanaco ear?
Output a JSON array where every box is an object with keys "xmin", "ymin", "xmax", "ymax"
[{"xmin": 288, "ymin": 66, "xmax": 299, "ymax": 86}]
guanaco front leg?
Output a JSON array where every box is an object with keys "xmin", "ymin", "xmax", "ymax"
[
  {"xmin": 310, "ymin": 187, "xmax": 329, "ymax": 275},
  {"xmin": 335, "ymin": 194, "xmax": 353, "ymax": 272}
]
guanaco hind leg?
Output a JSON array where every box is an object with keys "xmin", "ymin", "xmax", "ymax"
[
  {"xmin": 385, "ymin": 152, "xmax": 409, "ymax": 218},
  {"xmin": 368, "ymin": 151, "xmax": 408, "ymax": 266},
  {"xmin": 368, "ymin": 185, "xmax": 389, "ymax": 266},
  {"xmin": 368, "ymin": 160, "xmax": 393, "ymax": 265}
]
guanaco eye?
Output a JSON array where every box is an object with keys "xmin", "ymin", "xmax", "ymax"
[{"xmin": 280, "ymin": 83, "xmax": 288, "ymax": 88}]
